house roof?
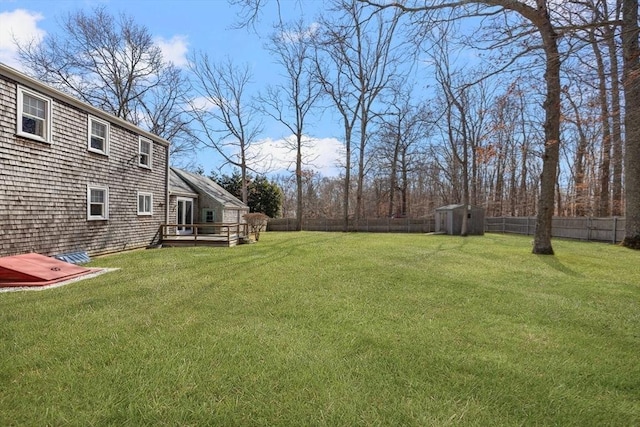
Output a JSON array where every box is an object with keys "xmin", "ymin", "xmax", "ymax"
[
  {"xmin": 169, "ymin": 169, "xmax": 199, "ymax": 198},
  {"xmin": 170, "ymin": 168, "xmax": 249, "ymax": 210},
  {"xmin": 0, "ymin": 63, "xmax": 170, "ymax": 147}
]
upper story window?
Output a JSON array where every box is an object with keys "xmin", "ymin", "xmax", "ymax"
[
  {"xmin": 88, "ymin": 116, "xmax": 110, "ymax": 155},
  {"xmin": 87, "ymin": 185, "xmax": 109, "ymax": 221},
  {"xmin": 137, "ymin": 192, "xmax": 153, "ymax": 216},
  {"xmin": 139, "ymin": 137, "xmax": 152, "ymax": 169},
  {"xmin": 17, "ymin": 86, "xmax": 52, "ymax": 143}
]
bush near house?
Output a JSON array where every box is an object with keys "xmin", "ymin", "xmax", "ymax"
[{"xmin": 243, "ymin": 212, "xmax": 270, "ymax": 241}]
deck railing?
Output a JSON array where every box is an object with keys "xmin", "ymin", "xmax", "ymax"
[{"xmin": 160, "ymin": 223, "xmax": 249, "ymax": 243}]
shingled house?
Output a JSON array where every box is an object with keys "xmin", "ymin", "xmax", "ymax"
[{"xmin": 0, "ymin": 63, "xmax": 170, "ymax": 257}]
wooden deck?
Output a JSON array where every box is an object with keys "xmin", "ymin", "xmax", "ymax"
[{"xmin": 160, "ymin": 223, "xmax": 249, "ymax": 248}]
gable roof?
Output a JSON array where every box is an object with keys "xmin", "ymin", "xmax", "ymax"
[{"xmin": 170, "ymin": 168, "xmax": 248, "ymax": 210}]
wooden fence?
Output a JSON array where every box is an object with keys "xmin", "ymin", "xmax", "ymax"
[
  {"xmin": 267, "ymin": 217, "xmax": 435, "ymax": 233},
  {"xmin": 485, "ymin": 216, "xmax": 626, "ymax": 244},
  {"xmin": 268, "ymin": 216, "xmax": 626, "ymax": 244}
]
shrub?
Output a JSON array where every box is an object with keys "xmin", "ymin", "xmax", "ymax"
[{"xmin": 244, "ymin": 213, "xmax": 269, "ymax": 241}]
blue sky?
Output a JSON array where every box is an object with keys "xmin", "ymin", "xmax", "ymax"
[{"xmin": 0, "ymin": 0, "xmax": 345, "ymax": 177}]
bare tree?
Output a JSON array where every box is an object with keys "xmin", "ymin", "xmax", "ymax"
[
  {"xmin": 16, "ymin": 6, "xmax": 195, "ymax": 159},
  {"xmin": 188, "ymin": 54, "xmax": 264, "ymax": 203},
  {"xmin": 562, "ymin": 84, "xmax": 598, "ymax": 217},
  {"xmin": 362, "ymin": 0, "xmax": 564, "ymax": 254},
  {"xmin": 482, "ymin": 80, "xmax": 539, "ymax": 217},
  {"xmin": 431, "ymin": 38, "xmax": 473, "ymax": 235},
  {"xmin": 259, "ymin": 19, "xmax": 321, "ymax": 230},
  {"xmin": 621, "ymin": 0, "xmax": 640, "ymax": 248},
  {"xmin": 373, "ymin": 84, "xmax": 431, "ymax": 218},
  {"xmin": 607, "ymin": 2, "xmax": 624, "ymax": 218},
  {"xmin": 141, "ymin": 64, "xmax": 196, "ymax": 161},
  {"xmin": 560, "ymin": 0, "xmax": 625, "ymax": 217},
  {"xmin": 312, "ymin": 32, "xmax": 358, "ymax": 229},
  {"xmin": 314, "ymin": 0, "xmax": 404, "ymax": 226}
]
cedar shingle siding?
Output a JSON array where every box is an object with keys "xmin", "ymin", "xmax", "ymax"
[
  {"xmin": 0, "ymin": 64, "xmax": 169, "ymax": 257},
  {"xmin": 169, "ymin": 168, "xmax": 249, "ymax": 225}
]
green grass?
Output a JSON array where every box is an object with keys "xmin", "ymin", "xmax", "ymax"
[{"xmin": 1, "ymin": 232, "xmax": 639, "ymax": 426}]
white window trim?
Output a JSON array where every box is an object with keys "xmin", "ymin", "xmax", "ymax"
[
  {"xmin": 87, "ymin": 115, "xmax": 110, "ymax": 155},
  {"xmin": 16, "ymin": 85, "xmax": 52, "ymax": 143},
  {"xmin": 137, "ymin": 191, "xmax": 153, "ymax": 216},
  {"xmin": 87, "ymin": 185, "xmax": 109, "ymax": 221},
  {"xmin": 138, "ymin": 137, "xmax": 153, "ymax": 169}
]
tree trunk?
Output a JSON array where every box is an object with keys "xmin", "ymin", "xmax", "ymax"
[
  {"xmin": 530, "ymin": 3, "xmax": 561, "ymax": 255},
  {"xmin": 295, "ymin": 133, "xmax": 303, "ymax": 231},
  {"xmin": 344, "ymin": 126, "xmax": 352, "ymax": 232},
  {"xmin": 494, "ymin": 154, "xmax": 504, "ymax": 216},
  {"xmin": 461, "ymin": 119, "xmax": 470, "ymax": 236},
  {"xmin": 622, "ymin": 0, "xmax": 640, "ymax": 248},
  {"xmin": 591, "ymin": 30, "xmax": 612, "ymax": 217},
  {"xmin": 400, "ymin": 147, "xmax": 409, "ymax": 216},
  {"xmin": 356, "ymin": 106, "xmax": 368, "ymax": 221},
  {"xmin": 388, "ymin": 130, "xmax": 400, "ymax": 217},
  {"xmin": 607, "ymin": 21, "xmax": 624, "ymax": 217},
  {"xmin": 567, "ymin": 93, "xmax": 589, "ymax": 216},
  {"xmin": 241, "ymin": 162, "xmax": 248, "ymax": 205}
]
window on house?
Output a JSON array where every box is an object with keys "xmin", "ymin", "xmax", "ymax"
[
  {"xmin": 17, "ymin": 86, "xmax": 52, "ymax": 143},
  {"xmin": 203, "ymin": 209, "xmax": 215, "ymax": 223},
  {"xmin": 88, "ymin": 116, "xmax": 109, "ymax": 155},
  {"xmin": 139, "ymin": 137, "xmax": 152, "ymax": 168},
  {"xmin": 87, "ymin": 186, "xmax": 109, "ymax": 220},
  {"xmin": 137, "ymin": 192, "xmax": 153, "ymax": 215}
]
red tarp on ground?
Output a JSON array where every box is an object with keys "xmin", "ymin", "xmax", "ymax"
[{"xmin": 0, "ymin": 253, "xmax": 96, "ymax": 287}]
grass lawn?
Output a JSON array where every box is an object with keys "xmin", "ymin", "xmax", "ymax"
[{"xmin": 1, "ymin": 232, "xmax": 639, "ymax": 426}]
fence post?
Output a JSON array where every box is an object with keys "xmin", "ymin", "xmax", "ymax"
[
  {"xmin": 587, "ymin": 217, "xmax": 592, "ymax": 242},
  {"xmin": 502, "ymin": 217, "xmax": 506, "ymax": 234},
  {"xmin": 613, "ymin": 217, "xmax": 617, "ymax": 244}
]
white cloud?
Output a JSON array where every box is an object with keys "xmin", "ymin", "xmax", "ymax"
[
  {"xmin": 0, "ymin": 9, "xmax": 45, "ymax": 69},
  {"xmin": 155, "ymin": 35, "xmax": 188, "ymax": 68},
  {"xmin": 279, "ymin": 22, "xmax": 320, "ymax": 43},
  {"xmin": 188, "ymin": 96, "xmax": 220, "ymax": 112},
  {"xmin": 249, "ymin": 135, "xmax": 345, "ymax": 177}
]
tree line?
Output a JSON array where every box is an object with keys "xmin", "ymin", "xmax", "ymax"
[{"xmin": 15, "ymin": 0, "xmax": 640, "ymax": 252}]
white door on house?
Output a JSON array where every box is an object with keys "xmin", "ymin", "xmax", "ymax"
[{"xmin": 177, "ymin": 198, "xmax": 193, "ymax": 235}]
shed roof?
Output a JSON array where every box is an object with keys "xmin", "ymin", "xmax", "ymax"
[
  {"xmin": 170, "ymin": 168, "xmax": 248, "ymax": 210},
  {"xmin": 435, "ymin": 204, "xmax": 465, "ymax": 211},
  {"xmin": 435, "ymin": 204, "xmax": 484, "ymax": 211}
]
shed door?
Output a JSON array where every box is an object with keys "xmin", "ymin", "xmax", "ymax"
[{"xmin": 177, "ymin": 198, "xmax": 193, "ymax": 235}]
